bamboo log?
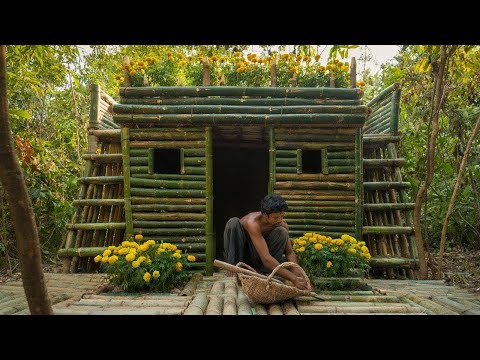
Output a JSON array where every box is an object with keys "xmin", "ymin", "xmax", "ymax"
[
  {"xmin": 131, "ymin": 213, "xmax": 206, "ymax": 221},
  {"xmin": 132, "ymin": 174, "xmax": 206, "ymax": 181},
  {"xmin": 205, "ymin": 296, "xmax": 223, "ymax": 315},
  {"xmin": 275, "ymin": 181, "xmax": 355, "ymax": 191},
  {"xmin": 77, "ymin": 176, "xmax": 123, "ymax": 184},
  {"xmin": 237, "ymin": 289, "xmax": 253, "ymax": 315},
  {"xmin": 364, "ymin": 203, "xmax": 415, "ymax": 211},
  {"xmin": 285, "ymin": 212, "xmax": 355, "ymax": 220},
  {"xmin": 134, "ymin": 236, "xmax": 205, "ymax": 243},
  {"xmin": 129, "ymin": 131, "xmax": 205, "ymax": 140},
  {"xmin": 321, "ymin": 149, "xmax": 328, "ymax": 175},
  {"xmin": 181, "ymin": 273, "xmax": 203, "ymax": 296},
  {"xmin": 363, "ymin": 182, "xmax": 410, "ymax": 190},
  {"xmin": 296, "ymin": 149, "xmax": 302, "ymax": 174},
  {"xmin": 213, "ymin": 260, "xmax": 283, "ymax": 284},
  {"xmin": 184, "ymin": 293, "xmax": 208, "ymax": 315},
  {"xmin": 403, "ymin": 294, "xmax": 457, "ymax": 315},
  {"xmin": 205, "ymin": 127, "xmax": 214, "ymax": 276},
  {"xmin": 369, "ymin": 94, "xmax": 395, "ymax": 114},
  {"xmin": 287, "ymin": 206, "xmax": 355, "ymax": 212},
  {"xmin": 119, "ymin": 86, "xmax": 364, "ymax": 100},
  {"xmin": 267, "ymin": 304, "xmax": 284, "ymax": 315},
  {"xmin": 129, "ymin": 140, "xmax": 205, "ymax": 149},
  {"xmin": 224, "ymin": 280, "xmax": 238, "ymax": 297},
  {"xmin": 368, "ymin": 257, "xmax": 417, "ymax": 268},
  {"xmin": 275, "ymin": 166, "xmax": 297, "ymax": 173},
  {"xmin": 67, "ymin": 223, "xmax": 126, "ymax": 230},
  {"xmin": 367, "ymin": 83, "xmax": 401, "ymax": 107},
  {"xmin": 130, "ymin": 166, "xmax": 149, "ymax": 174},
  {"xmin": 113, "ymin": 113, "xmax": 366, "ymax": 127},
  {"xmin": 390, "ymin": 89, "xmax": 401, "ymax": 133},
  {"xmin": 120, "ymin": 97, "xmax": 363, "ymax": 106},
  {"xmin": 276, "ymin": 128, "xmax": 356, "ymax": 136},
  {"xmin": 203, "ymin": 57, "xmax": 210, "ymax": 86},
  {"xmin": 363, "ymin": 135, "xmax": 400, "ymax": 144},
  {"xmin": 276, "ymin": 141, "xmax": 355, "ymax": 150},
  {"xmin": 254, "ymin": 304, "xmax": 268, "ymax": 315},
  {"xmin": 363, "ymin": 226, "xmax": 413, "ymax": 235},
  {"xmin": 296, "ymin": 305, "xmax": 424, "ymax": 314},
  {"xmin": 209, "ymin": 281, "xmax": 225, "ymax": 295},
  {"xmin": 113, "ymin": 104, "xmax": 370, "ymax": 115},
  {"xmin": 132, "ymin": 228, "xmax": 205, "ymax": 236},
  {"xmin": 129, "ymin": 178, "xmax": 205, "ymax": 189},
  {"xmin": 355, "ymin": 128, "xmax": 363, "ymax": 241},
  {"xmin": 73, "ymin": 199, "xmax": 124, "ymax": 206},
  {"xmin": 284, "ymin": 200, "xmax": 354, "ymax": 207},
  {"xmin": 275, "ymin": 134, "xmax": 354, "ymax": 142},
  {"xmin": 132, "ymin": 220, "xmax": 204, "ymax": 228},
  {"xmin": 81, "ymin": 154, "xmax": 122, "ymax": 163},
  {"xmin": 350, "ymin": 57, "xmax": 356, "ymax": 88},
  {"xmin": 288, "ymin": 225, "xmax": 355, "ymax": 232},
  {"xmin": 275, "ymin": 174, "xmax": 354, "ymax": 182},
  {"xmin": 270, "ymin": 57, "xmax": 277, "ymax": 87},
  {"xmin": 286, "ymin": 218, "xmax": 355, "ymax": 226},
  {"xmin": 223, "ymin": 296, "xmax": 238, "ymax": 315},
  {"xmin": 130, "ymin": 188, "xmax": 205, "ymax": 198},
  {"xmin": 430, "ymin": 296, "xmax": 480, "ymax": 315},
  {"xmin": 281, "ymin": 194, "xmax": 355, "ymax": 201},
  {"xmin": 57, "ymin": 247, "xmax": 107, "ymax": 257},
  {"xmin": 282, "ymin": 301, "xmax": 300, "ymax": 315},
  {"xmin": 121, "ymin": 127, "xmax": 133, "ymax": 238},
  {"xmin": 184, "ymin": 157, "xmax": 205, "ymax": 166},
  {"xmin": 327, "ymin": 151, "xmax": 355, "ymax": 159},
  {"xmin": 363, "ymin": 159, "xmax": 406, "ymax": 168},
  {"xmin": 130, "ymin": 196, "xmax": 206, "ymax": 204},
  {"xmin": 289, "ymin": 230, "xmax": 354, "ymax": 238},
  {"xmin": 129, "ymin": 157, "xmax": 149, "ymax": 166},
  {"xmin": 184, "ymin": 167, "xmax": 206, "ymax": 175},
  {"xmin": 131, "ymin": 204, "xmax": 205, "ymax": 212}
]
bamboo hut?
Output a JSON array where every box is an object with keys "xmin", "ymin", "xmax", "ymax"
[{"xmin": 58, "ymin": 58, "xmax": 419, "ymax": 279}]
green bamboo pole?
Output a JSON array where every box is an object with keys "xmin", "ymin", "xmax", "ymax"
[
  {"xmin": 275, "ymin": 166, "xmax": 297, "ymax": 173},
  {"xmin": 276, "ymin": 149, "xmax": 297, "ymax": 157},
  {"xmin": 276, "ymin": 128, "xmax": 356, "ymax": 136},
  {"xmin": 321, "ymin": 149, "xmax": 328, "ymax": 175},
  {"xmin": 363, "ymin": 159, "xmax": 406, "ymax": 168},
  {"xmin": 277, "ymin": 189, "xmax": 355, "ymax": 196},
  {"xmin": 289, "ymin": 231, "xmax": 354, "ymax": 238},
  {"xmin": 287, "ymin": 218, "xmax": 355, "ymax": 226},
  {"xmin": 73, "ymin": 199, "xmax": 125, "ymax": 206},
  {"xmin": 369, "ymin": 257, "xmax": 418, "ymax": 268},
  {"xmin": 327, "ymin": 151, "xmax": 355, "ymax": 159},
  {"xmin": 130, "ymin": 188, "xmax": 205, "ymax": 198},
  {"xmin": 285, "ymin": 200, "xmax": 354, "ymax": 207},
  {"xmin": 130, "ymin": 166, "xmax": 149, "ymax": 174},
  {"xmin": 274, "ymin": 181, "xmax": 355, "ymax": 190},
  {"xmin": 369, "ymin": 94, "xmax": 395, "ymax": 113},
  {"xmin": 113, "ymin": 113, "xmax": 366, "ymax": 126},
  {"xmin": 130, "ymin": 196, "xmax": 206, "ymax": 205},
  {"xmin": 130, "ymin": 157, "xmax": 148, "ymax": 166},
  {"xmin": 132, "ymin": 221, "xmax": 205, "ymax": 228},
  {"xmin": 281, "ymin": 194, "xmax": 355, "ymax": 201},
  {"xmin": 146, "ymin": 148, "xmax": 154, "ymax": 175},
  {"xmin": 180, "ymin": 148, "xmax": 185, "ymax": 174},
  {"xmin": 321, "ymin": 165, "xmax": 355, "ymax": 173},
  {"xmin": 120, "ymin": 97, "xmax": 363, "ymax": 106},
  {"xmin": 112, "ymin": 103, "xmax": 370, "ymax": 115},
  {"xmin": 129, "ymin": 178, "xmax": 205, "ymax": 189},
  {"xmin": 328, "ymin": 159, "xmax": 356, "ymax": 166},
  {"xmin": 81, "ymin": 154, "xmax": 122, "ymax": 163},
  {"xmin": 287, "ymin": 206, "xmax": 355, "ymax": 212},
  {"xmin": 129, "ymin": 131, "xmax": 205, "ymax": 140},
  {"xmin": 184, "ymin": 157, "xmax": 206, "ymax": 166},
  {"xmin": 355, "ymin": 128, "xmax": 363, "ymax": 241},
  {"xmin": 130, "ymin": 140, "xmax": 205, "ymax": 149},
  {"xmin": 88, "ymin": 129, "xmax": 120, "ymax": 141},
  {"xmin": 184, "ymin": 148, "xmax": 205, "ymax": 156},
  {"xmin": 58, "ymin": 247, "xmax": 109, "ymax": 258},
  {"xmin": 276, "ymin": 158, "xmax": 297, "ymax": 166},
  {"xmin": 296, "ymin": 149, "xmax": 302, "ymax": 174},
  {"xmin": 121, "ymin": 127, "xmax": 133, "ymax": 239},
  {"xmin": 364, "ymin": 203, "xmax": 415, "ymax": 211},
  {"xmin": 368, "ymin": 120, "xmax": 392, "ymax": 135},
  {"xmin": 77, "ymin": 176, "xmax": 123, "ymax": 184},
  {"xmin": 367, "ymin": 83, "xmax": 401, "ymax": 107},
  {"xmin": 184, "ymin": 167, "xmax": 206, "ymax": 175},
  {"xmin": 363, "ymin": 135, "xmax": 400, "ymax": 144},
  {"xmin": 67, "ymin": 223, "xmax": 126, "ymax": 230},
  {"xmin": 132, "ymin": 213, "xmax": 206, "ymax": 221},
  {"xmin": 129, "ymin": 127, "xmax": 204, "ymax": 133},
  {"xmin": 131, "ymin": 204, "xmax": 205, "ymax": 212},
  {"xmin": 133, "ymin": 228, "xmax": 206, "ymax": 236},
  {"xmin": 119, "ymin": 86, "xmax": 364, "ymax": 99},
  {"xmin": 285, "ymin": 212, "xmax": 355, "ymax": 220},
  {"xmin": 275, "ymin": 173, "xmax": 354, "ymax": 182},
  {"xmin": 268, "ymin": 127, "xmax": 275, "ymax": 195},
  {"xmin": 365, "ymin": 106, "xmax": 392, "ymax": 126},
  {"xmin": 275, "ymin": 134, "xmax": 354, "ymax": 142},
  {"xmin": 130, "ymin": 149, "xmax": 149, "ymax": 156},
  {"xmin": 275, "ymin": 142, "xmax": 355, "ymax": 150},
  {"xmin": 363, "ymin": 182, "xmax": 410, "ymax": 190},
  {"xmin": 140, "ymin": 236, "xmax": 206, "ymax": 243},
  {"xmin": 132, "ymin": 174, "xmax": 206, "ymax": 181},
  {"xmin": 288, "ymin": 224, "xmax": 355, "ymax": 233},
  {"xmin": 362, "ymin": 226, "xmax": 414, "ymax": 235},
  {"xmin": 205, "ymin": 127, "xmax": 214, "ymax": 276}
]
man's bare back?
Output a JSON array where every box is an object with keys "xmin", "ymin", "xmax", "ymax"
[{"xmin": 240, "ymin": 211, "xmax": 287, "ymax": 239}]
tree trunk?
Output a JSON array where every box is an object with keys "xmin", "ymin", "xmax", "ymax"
[
  {"xmin": 437, "ymin": 115, "xmax": 480, "ymax": 278},
  {"xmin": 0, "ymin": 45, "xmax": 52, "ymax": 314},
  {"xmin": 413, "ymin": 45, "xmax": 449, "ymax": 279}
]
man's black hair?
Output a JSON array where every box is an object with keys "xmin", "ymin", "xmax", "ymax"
[{"xmin": 260, "ymin": 194, "xmax": 288, "ymax": 214}]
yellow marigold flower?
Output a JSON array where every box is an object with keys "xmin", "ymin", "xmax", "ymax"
[
  {"xmin": 134, "ymin": 234, "xmax": 143, "ymax": 241},
  {"xmin": 101, "ymin": 256, "xmax": 109, "ymax": 263},
  {"xmin": 330, "ymin": 247, "xmax": 338, "ymax": 253},
  {"xmin": 143, "ymin": 272, "xmax": 152, "ymax": 282},
  {"xmin": 361, "ymin": 246, "xmax": 369, "ymax": 253},
  {"xmin": 130, "ymin": 70, "xmax": 137, "ymax": 76},
  {"xmin": 187, "ymin": 255, "xmax": 196, "ymax": 262},
  {"xmin": 314, "ymin": 243, "xmax": 323, "ymax": 250},
  {"xmin": 158, "ymin": 248, "xmax": 166, "ymax": 254},
  {"xmin": 305, "ymin": 232, "xmax": 313, "ymax": 237},
  {"xmin": 108, "ymin": 255, "xmax": 118, "ymax": 264},
  {"xmin": 129, "ymin": 248, "xmax": 137, "ymax": 256},
  {"xmin": 138, "ymin": 256, "xmax": 146, "ymax": 263},
  {"xmin": 153, "ymin": 270, "xmax": 160, "ymax": 278},
  {"xmin": 118, "ymin": 248, "xmax": 129, "ymax": 255},
  {"xmin": 108, "ymin": 246, "xmax": 116, "ymax": 251},
  {"xmin": 125, "ymin": 253, "xmax": 135, "ymax": 262},
  {"xmin": 132, "ymin": 260, "xmax": 140, "ymax": 268},
  {"xmin": 138, "ymin": 244, "xmax": 149, "ymax": 252},
  {"xmin": 102, "ymin": 249, "xmax": 112, "ymax": 257},
  {"xmin": 94, "ymin": 255, "xmax": 102, "ymax": 263},
  {"xmin": 176, "ymin": 262, "xmax": 183, "ymax": 272},
  {"xmin": 145, "ymin": 259, "xmax": 152, "ymax": 265},
  {"xmin": 298, "ymin": 240, "xmax": 306, "ymax": 247},
  {"xmin": 358, "ymin": 241, "xmax": 366, "ymax": 247},
  {"xmin": 326, "ymin": 261, "xmax": 333, "ymax": 268},
  {"xmin": 121, "ymin": 241, "xmax": 129, "ymax": 247},
  {"xmin": 341, "ymin": 234, "xmax": 350, "ymax": 241},
  {"xmin": 348, "ymin": 248, "xmax": 357, "ymax": 255},
  {"xmin": 173, "ymin": 252, "xmax": 181, "ymax": 259},
  {"xmin": 175, "ymin": 249, "xmax": 182, "ymax": 254},
  {"xmin": 170, "ymin": 244, "xmax": 177, "ymax": 252},
  {"xmin": 336, "ymin": 239, "xmax": 344, "ymax": 246},
  {"xmin": 147, "ymin": 240, "xmax": 155, "ymax": 246},
  {"xmin": 298, "ymin": 247, "xmax": 305, "ymax": 253}
]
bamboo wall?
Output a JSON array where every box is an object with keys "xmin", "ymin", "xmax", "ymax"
[{"xmin": 362, "ymin": 83, "xmax": 418, "ymax": 279}]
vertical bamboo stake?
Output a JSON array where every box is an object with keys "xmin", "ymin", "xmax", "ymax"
[
  {"xmin": 355, "ymin": 128, "xmax": 363, "ymax": 241},
  {"xmin": 296, "ymin": 149, "xmax": 302, "ymax": 174},
  {"xmin": 350, "ymin": 57, "xmax": 357, "ymax": 88},
  {"xmin": 268, "ymin": 127, "xmax": 276, "ymax": 195},
  {"xmin": 180, "ymin": 148, "xmax": 185, "ymax": 175},
  {"xmin": 270, "ymin": 57, "xmax": 277, "ymax": 87},
  {"xmin": 148, "ymin": 148, "xmax": 154, "ymax": 175},
  {"xmin": 390, "ymin": 89, "xmax": 401, "ymax": 133},
  {"xmin": 88, "ymin": 84, "xmax": 100, "ymax": 154},
  {"xmin": 205, "ymin": 127, "xmax": 214, "ymax": 275},
  {"xmin": 203, "ymin": 57, "xmax": 210, "ymax": 86},
  {"xmin": 321, "ymin": 149, "xmax": 328, "ymax": 175},
  {"xmin": 123, "ymin": 56, "xmax": 132, "ymax": 87},
  {"xmin": 121, "ymin": 126, "xmax": 133, "ymax": 239}
]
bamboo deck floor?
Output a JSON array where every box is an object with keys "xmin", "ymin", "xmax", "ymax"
[{"xmin": 1, "ymin": 272, "xmax": 479, "ymax": 315}]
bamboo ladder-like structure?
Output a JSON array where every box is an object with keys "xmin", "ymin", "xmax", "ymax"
[{"xmin": 362, "ymin": 83, "xmax": 418, "ymax": 279}]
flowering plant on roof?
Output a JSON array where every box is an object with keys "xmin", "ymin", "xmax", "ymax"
[
  {"xmin": 293, "ymin": 233, "xmax": 371, "ymax": 279},
  {"xmin": 94, "ymin": 234, "xmax": 197, "ymax": 293}
]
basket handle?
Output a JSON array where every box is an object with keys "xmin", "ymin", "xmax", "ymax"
[
  {"xmin": 235, "ymin": 262, "xmax": 257, "ymax": 273},
  {"xmin": 267, "ymin": 262, "xmax": 310, "ymax": 286}
]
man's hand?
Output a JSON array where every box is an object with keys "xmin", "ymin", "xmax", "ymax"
[{"xmin": 292, "ymin": 276, "xmax": 312, "ymax": 291}]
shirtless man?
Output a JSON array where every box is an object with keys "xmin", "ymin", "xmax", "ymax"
[{"xmin": 223, "ymin": 194, "xmax": 312, "ymax": 290}]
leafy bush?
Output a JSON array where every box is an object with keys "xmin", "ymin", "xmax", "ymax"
[
  {"xmin": 293, "ymin": 233, "xmax": 371, "ymax": 278},
  {"xmin": 94, "ymin": 235, "xmax": 196, "ymax": 293}
]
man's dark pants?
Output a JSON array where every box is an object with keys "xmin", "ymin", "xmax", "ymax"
[{"xmin": 223, "ymin": 217, "xmax": 288, "ymax": 274}]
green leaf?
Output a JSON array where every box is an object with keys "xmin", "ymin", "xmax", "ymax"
[{"xmin": 9, "ymin": 109, "xmax": 31, "ymax": 120}]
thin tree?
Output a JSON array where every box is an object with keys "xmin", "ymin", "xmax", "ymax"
[
  {"xmin": 413, "ymin": 45, "xmax": 451, "ymax": 279},
  {"xmin": 0, "ymin": 45, "xmax": 53, "ymax": 314},
  {"xmin": 437, "ymin": 115, "xmax": 480, "ymax": 278}
]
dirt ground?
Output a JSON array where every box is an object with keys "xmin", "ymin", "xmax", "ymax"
[{"xmin": 1, "ymin": 247, "xmax": 480, "ymax": 293}]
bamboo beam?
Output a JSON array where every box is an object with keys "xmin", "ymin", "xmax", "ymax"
[
  {"xmin": 275, "ymin": 174, "xmax": 354, "ymax": 182},
  {"xmin": 276, "ymin": 128, "xmax": 356, "ymax": 136},
  {"xmin": 67, "ymin": 223, "xmax": 126, "ymax": 230},
  {"xmin": 270, "ymin": 56, "xmax": 277, "ymax": 87},
  {"xmin": 130, "ymin": 197, "xmax": 206, "ymax": 205},
  {"xmin": 129, "ymin": 140, "xmax": 205, "ymax": 149},
  {"xmin": 390, "ymin": 89, "xmax": 401, "ymax": 133},
  {"xmin": 364, "ymin": 203, "xmax": 415, "ymax": 211},
  {"xmin": 367, "ymin": 83, "xmax": 401, "ymax": 107},
  {"xmin": 285, "ymin": 212, "xmax": 355, "ymax": 220},
  {"xmin": 129, "ymin": 131, "xmax": 205, "ymax": 140},
  {"xmin": 73, "ymin": 199, "xmax": 124, "ymax": 206},
  {"xmin": 129, "ymin": 178, "xmax": 205, "ymax": 189},
  {"xmin": 286, "ymin": 218, "xmax": 355, "ymax": 226},
  {"xmin": 113, "ymin": 114, "xmax": 366, "ymax": 127},
  {"xmin": 363, "ymin": 159, "xmax": 406, "ymax": 168},
  {"xmin": 281, "ymin": 194, "xmax": 355, "ymax": 201},
  {"xmin": 362, "ymin": 226, "xmax": 414, "ymax": 235},
  {"xmin": 130, "ymin": 188, "xmax": 205, "ymax": 198},
  {"xmin": 321, "ymin": 149, "xmax": 328, "ymax": 175},
  {"xmin": 205, "ymin": 127, "xmax": 214, "ymax": 276},
  {"xmin": 363, "ymin": 135, "xmax": 400, "ymax": 144},
  {"xmin": 57, "ymin": 247, "xmax": 108, "ymax": 257},
  {"xmin": 296, "ymin": 149, "xmax": 302, "ymax": 174},
  {"xmin": 88, "ymin": 129, "xmax": 121, "ymax": 140},
  {"xmin": 276, "ymin": 142, "xmax": 355, "ymax": 150},
  {"xmin": 131, "ymin": 213, "xmax": 206, "ymax": 221},
  {"xmin": 81, "ymin": 154, "xmax": 122, "ymax": 163},
  {"xmin": 132, "ymin": 221, "xmax": 205, "ymax": 228},
  {"xmin": 121, "ymin": 127, "xmax": 133, "ymax": 238},
  {"xmin": 134, "ymin": 228, "xmax": 205, "ymax": 236},
  {"xmin": 132, "ymin": 174, "xmax": 206, "ymax": 181},
  {"xmin": 275, "ymin": 181, "xmax": 355, "ymax": 191},
  {"xmin": 184, "ymin": 293, "xmax": 208, "ymax": 315},
  {"xmin": 119, "ymin": 86, "xmax": 364, "ymax": 100},
  {"xmin": 369, "ymin": 257, "xmax": 418, "ymax": 268},
  {"xmin": 131, "ymin": 204, "xmax": 205, "ymax": 212},
  {"xmin": 363, "ymin": 182, "xmax": 410, "ymax": 190},
  {"xmin": 77, "ymin": 176, "xmax": 123, "ymax": 184},
  {"xmin": 203, "ymin": 57, "xmax": 210, "ymax": 86}
]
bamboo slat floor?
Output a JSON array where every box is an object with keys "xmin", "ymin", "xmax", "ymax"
[{"xmin": 1, "ymin": 272, "xmax": 479, "ymax": 315}]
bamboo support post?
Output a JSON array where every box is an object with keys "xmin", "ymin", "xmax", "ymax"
[
  {"xmin": 350, "ymin": 57, "xmax": 357, "ymax": 88},
  {"xmin": 121, "ymin": 127, "xmax": 133, "ymax": 239},
  {"xmin": 184, "ymin": 293, "xmax": 208, "ymax": 315}
]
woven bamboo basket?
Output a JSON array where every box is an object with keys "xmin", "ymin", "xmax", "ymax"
[{"xmin": 237, "ymin": 262, "xmax": 322, "ymax": 304}]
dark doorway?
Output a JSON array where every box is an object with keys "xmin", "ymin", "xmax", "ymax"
[{"xmin": 213, "ymin": 146, "xmax": 269, "ymax": 261}]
